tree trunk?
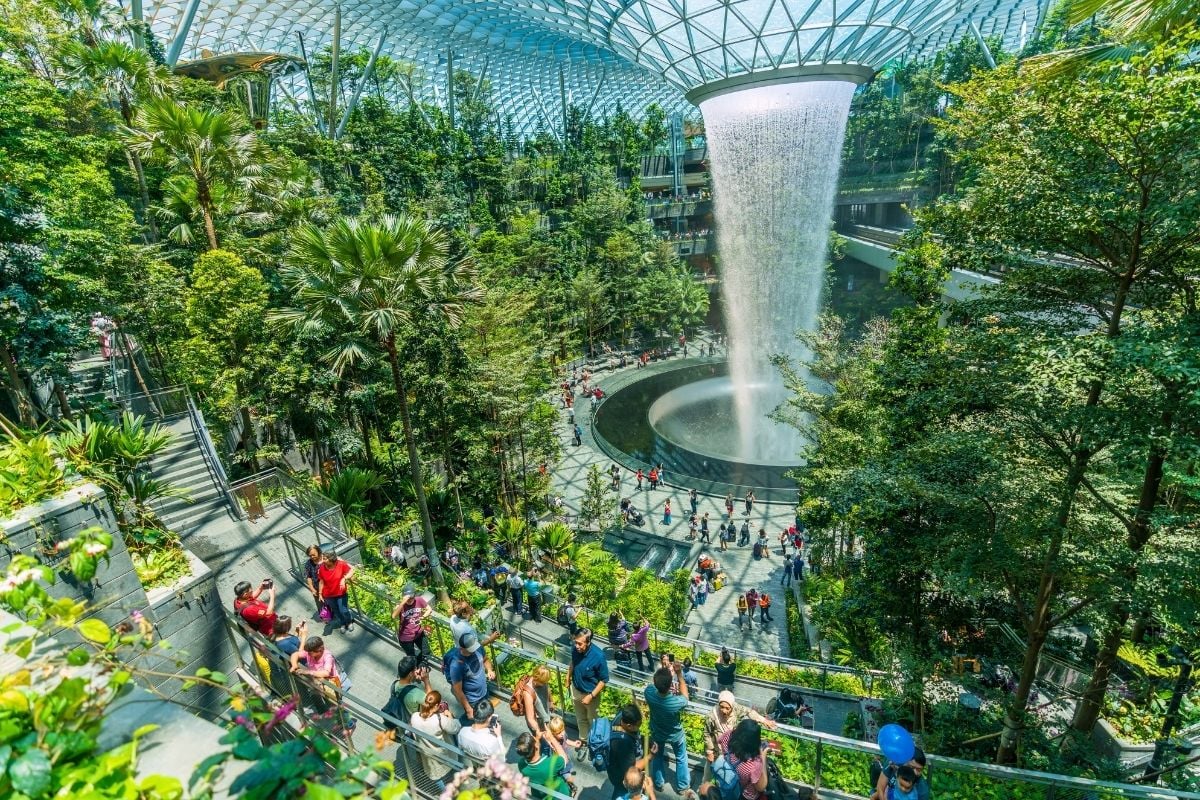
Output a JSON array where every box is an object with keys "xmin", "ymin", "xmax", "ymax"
[
  {"xmin": 196, "ymin": 177, "xmax": 219, "ymax": 250},
  {"xmin": 53, "ymin": 381, "xmax": 73, "ymax": 420},
  {"xmin": 359, "ymin": 412, "xmax": 374, "ymax": 466},
  {"xmin": 0, "ymin": 341, "xmax": 37, "ymax": 427},
  {"xmin": 386, "ymin": 336, "xmax": 448, "ymax": 601},
  {"xmin": 1070, "ymin": 411, "xmax": 1172, "ymax": 735},
  {"xmin": 116, "ymin": 330, "xmax": 158, "ymax": 413},
  {"xmin": 997, "ymin": 617, "xmax": 1050, "ymax": 764}
]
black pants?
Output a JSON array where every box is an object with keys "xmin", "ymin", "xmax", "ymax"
[
  {"xmin": 399, "ymin": 631, "xmax": 429, "ymax": 659},
  {"xmin": 634, "ymin": 648, "xmax": 651, "ymax": 671},
  {"xmin": 529, "ymin": 595, "xmax": 542, "ymax": 622}
]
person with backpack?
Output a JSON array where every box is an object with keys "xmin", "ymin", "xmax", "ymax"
[
  {"xmin": 870, "ymin": 747, "xmax": 931, "ymax": 800},
  {"xmin": 450, "ymin": 600, "xmax": 499, "ymax": 680},
  {"xmin": 644, "ymin": 663, "xmax": 697, "ymax": 800},
  {"xmin": 558, "ymin": 593, "xmax": 579, "ymax": 637},
  {"xmin": 525, "ymin": 571, "xmax": 544, "ymax": 622},
  {"xmin": 392, "ymin": 583, "xmax": 430, "ymax": 658},
  {"xmin": 713, "ymin": 719, "xmax": 768, "ymax": 800},
  {"xmin": 491, "ymin": 563, "xmax": 510, "ymax": 605},
  {"xmin": 736, "ymin": 594, "xmax": 749, "ymax": 631},
  {"xmin": 381, "ymin": 654, "xmax": 432, "ymax": 732},
  {"xmin": 512, "ymin": 665, "xmax": 554, "ymax": 735},
  {"xmin": 569, "ymin": 627, "xmax": 609, "ymax": 742},
  {"xmin": 409, "ymin": 690, "xmax": 460, "ymax": 789},
  {"xmin": 603, "ymin": 704, "xmax": 653, "ymax": 800},
  {"xmin": 448, "ymin": 632, "xmax": 490, "ymax": 720}
]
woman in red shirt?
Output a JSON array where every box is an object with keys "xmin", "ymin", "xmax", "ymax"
[{"xmin": 318, "ymin": 551, "xmax": 355, "ymax": 633}]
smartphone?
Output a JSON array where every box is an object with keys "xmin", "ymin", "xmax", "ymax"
[
  {"xmin": 438, "ymin": 701, "xmax": 449, "ymax": 713},
  {"xmin": 666, "ymin": 653, "xmax": 675, "ymax": 663}
]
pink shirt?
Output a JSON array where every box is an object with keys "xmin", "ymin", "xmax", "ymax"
[
  {"xmin": 718, "ymin": 731, "xmax": 764, "ymax": 800},
  {"xmin": 299, "ymin": 648, "xmax": 335, "ymax": 677}
]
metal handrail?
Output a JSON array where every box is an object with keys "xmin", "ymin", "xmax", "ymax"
[
  {"xmin": 185, "ymin": 393, "xmax": 241, "ymax": 518},
  {"xmin": 335, "ymin": 577, "xmax": 1197, "ymax": 800}
]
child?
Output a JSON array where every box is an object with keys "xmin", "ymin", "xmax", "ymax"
[{"xmin": 547, "ymin": 715, "xmax": 582, "ymax": 776}]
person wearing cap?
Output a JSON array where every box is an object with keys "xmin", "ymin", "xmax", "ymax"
[
  {"xmin": 457, "ymin": 698, "xmax": 504, "ymax": 758},
  {"xmin": 703, "ymin": 690, "xmax": 774, "ymax": 765},
  {"xmin": 450, "ymin": 600, "xmax": 499, "ymax": 680},
  {"xmin": 449, "ymin": 631, "xmax": 491, "ymax": 720},
  {"xmin": 392, "ymin": 583, "xmax": 431, "ymax": 658}
]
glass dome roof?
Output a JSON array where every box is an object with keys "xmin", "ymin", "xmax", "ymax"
[{"xmin": 146, "ymin": 0, "xmax": 1050, "ymax": 133}]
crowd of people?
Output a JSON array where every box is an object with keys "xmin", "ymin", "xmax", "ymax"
[{"xmin": 232, "ymin": 540, "xmax": 932, "ymax": 800}]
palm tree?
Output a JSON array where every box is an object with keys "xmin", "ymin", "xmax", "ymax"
[
  {"xmin": 61, "ymin": 39, "xmax": 169, "ymax": 239},
  {"xmin": 1025, "ymin": 0, "xmax": 1198, "ymax": 76},
  {"xmin": 126, "ymin": 99, "xmax": 268, "ymax": 250},
  {"xmin": 534, "ymin": 522, "xmax": 575, "ymax": 569},
  {"xmin": 271, "ymin": 214, "xmax": 480, "ymax": 599}
]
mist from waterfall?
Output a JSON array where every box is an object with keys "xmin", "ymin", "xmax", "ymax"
[{"xmin": 700, "ymin": 81, "xmax": 855, "ymax": 464}]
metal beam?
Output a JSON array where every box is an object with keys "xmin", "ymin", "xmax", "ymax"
[
  {"xmin": 295, "ymin": 32, "xmax": 324, "ymax": 135},
  {"xmin": 130, "ymin": 0, "xmax": 143, "ymax": 49},
  {"xmin": 165, "ymin": 0, "xmax": 202, "ymax": 67},
  {"xmin": 467, "ymin": 55, "xmax": 490, "ymax": 107},
  {"xmin": 336, "ymin": 27, "xmax": 387, "ymax": 140},
  {"xmin": 327, "ymin": 4, "xmax": 341, "ymax": 138},
  {"xmin": 558, "ymin": 65, "xmax": 567, "ymax": 140},
  {"xmin": 531, "ymin": 87, "xmax": 563, "ymax": 145},
  {"xmin": 446, "ymin": 48, "xmax": 456, "ymax": 129},
  {"xmin": 968, "ymin": 20, "xmax": 997, "ymax": 69},
  {"xmin": 583, "ymin": 69, "xmax": 606, "ymax": 120},
  {"xmin": 278, "ymin": 82, "xmax": 322, "ymax": 135}
]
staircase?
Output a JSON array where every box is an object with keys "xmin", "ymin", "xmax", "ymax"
[{"xmin": 147, "ymin": 415, "xmax": 237, "ymax": 536}]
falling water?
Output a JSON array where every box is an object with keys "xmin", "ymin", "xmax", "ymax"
[{"xmin": 701, "ymin": 81, "xmax": 855, "ymax": 463}]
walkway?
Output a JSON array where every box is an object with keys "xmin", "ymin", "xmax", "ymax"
[{"xmin": 548, "ymin": 347, "xmax": 803, "ymax": 659}]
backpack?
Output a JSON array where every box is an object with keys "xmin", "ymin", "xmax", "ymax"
[
  {"xmin": 711, "ymin": 754, "xmax": 742, "ymax": 800},
  {"xmin": 588, "ymin": 715, "xmax": 615, "ymax": 770},
  {"xmin": 764, "ymin": 757, "xmax": 788, "ymax": 800},
  {"xmin": 442, "ymin": 648, "xmax": 459, "ymax": 682},
  {"xmin": 557, "ymin": 603, "xmax": 574, "ymax": 625},
  {"xmin": 380, "ymin": 680, "xmax": 420, "ymax": 731},
  {"xmin": 510, "ymin": 675, "xmax": 533, "ymax": 715}
]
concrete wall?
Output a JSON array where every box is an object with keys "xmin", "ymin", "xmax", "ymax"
[{"xmin": 1, "ymin": 484, "xmax": 235, "ymax": 715}]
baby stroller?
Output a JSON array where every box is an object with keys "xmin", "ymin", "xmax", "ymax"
[
  {"xmin": 620, "ymin": 497, "xmax": 645, "ymax": 526},
  {"xmin": 766, "ymin": 688, "xmax": 815, "ymax": 729}
]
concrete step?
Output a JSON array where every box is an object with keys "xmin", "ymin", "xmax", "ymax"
[{"xmin": 161, "ymin": 496, "xmax": 232, "ymax": 532}]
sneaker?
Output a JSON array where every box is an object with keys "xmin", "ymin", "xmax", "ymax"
[{"xmin": 344, "ymin": 624, "xmax": 355, "ymax": 633}]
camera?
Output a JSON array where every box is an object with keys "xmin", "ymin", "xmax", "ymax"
[{"xmin": 262, "ymin": 579, "xmax": 273, "ymax": 589}]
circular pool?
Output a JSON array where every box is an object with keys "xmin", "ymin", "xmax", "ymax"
[{"xmin": 592, "ymin": 362, "xmax": 804, "ymax": 499}]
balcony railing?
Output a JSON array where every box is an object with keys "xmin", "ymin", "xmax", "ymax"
[{"xmin": 228, "ymin": 467, "xmax": 347, "ymax": 541}]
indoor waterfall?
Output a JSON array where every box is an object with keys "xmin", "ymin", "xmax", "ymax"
[{"xmin": 700, "ymin": 80, "xmax": 855, "ymax": 464}]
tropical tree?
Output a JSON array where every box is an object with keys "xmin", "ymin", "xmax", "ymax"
[
  {"xmin": 60, "ymin": 38, "xmax": 168, "ymax": 236},
  {"xmin": 126, "ymin": 99, "xmax": 268, "ymax": 250},
  {"xmin": 534, "ymin": 522, "xmax": 575, "ymax": 569},
  {"xmin": 272, "ymin": 214, "xmax": 480, "ymax": 598}
]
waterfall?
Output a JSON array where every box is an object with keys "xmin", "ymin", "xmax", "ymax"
[{"xmin": 700, "ymin": 81, "xmax": 855, "ymax": 463}]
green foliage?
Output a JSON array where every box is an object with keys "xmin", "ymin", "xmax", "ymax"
[
  {"xmin": 578, "ymin": 464, "xmax": 613, "ymax": 534},
  {"xmin": 321, "ymin": 467, "xmax": 384, "ymax": 523},
  {"xmin": 0, "ymin": 430, "xmax": 68, "ymax": 518}
]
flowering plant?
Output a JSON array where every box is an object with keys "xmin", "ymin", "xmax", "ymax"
[{"xmin": 439, "ymin": 756, "xmax": 531, "ymax": 800}]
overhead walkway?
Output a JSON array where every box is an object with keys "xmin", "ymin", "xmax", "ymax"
[
  {"xmin": 839, "ymin": 223, "xmax": 1000, "ymax": 301},
  {"xmin": 215, "ymin": 515, "xmax": 1196, "ymax": 800}
]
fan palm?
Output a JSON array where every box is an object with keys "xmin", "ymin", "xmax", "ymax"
[
  {"xmin": 534, "ymin": 522, "xmax": 575, "ymax": 569},
  {"xmin": 494, "ymin": 516, "xmax": 531, "ymax": 565},
  {"xmin": 271, "ymin": 214, "xmax": 480, "ymax": 598},
  {"xmin": 126, "ymin": 99, "xmax": 268, "ymax": 250},
  {"xmin": 61, "ymin": 39, "xmax": 169, "ymax": 238},
  {"xmin": 1024, "ymin": 0, "xmax": 1198, "ymax": 77}
]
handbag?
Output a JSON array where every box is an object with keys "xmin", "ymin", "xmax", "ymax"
[{"xmin": 319, "ymin": 603, "xmax": 332, "ymax": 622}]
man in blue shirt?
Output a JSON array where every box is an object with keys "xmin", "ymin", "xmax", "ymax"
[
  {"xmin": 449, "ymin": 632, "xmax": 490, "ymax": 721},
  {"xmin": 644, "ymin": 663, "xmax": 698, "ymax": 799},
  {"xmin": 568, "ymin": 627, "xmax": 609, "ymax": 741}
]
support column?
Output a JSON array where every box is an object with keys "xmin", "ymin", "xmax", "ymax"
[
  {"xmin": 336, "ymin": 28, "xmax": 388, "ymax": 139},
  {"xmin": 165, "ymin": 0, "xmax": 203, "ymax": 67},
  {"xmin": 327, "ymin": 4, "xmax": 341, "ymax": 138},
  {"xmin": 446, "ymin": 48, "xmax": 456, "ymax": 129}
]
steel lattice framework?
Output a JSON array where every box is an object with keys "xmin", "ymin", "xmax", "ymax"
[{"xmin": 144, "ymin": 0, "xmax": 1050, "ymax": 134}]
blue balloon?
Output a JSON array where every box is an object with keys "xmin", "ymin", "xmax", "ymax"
[{"xmin": 878, "ymin": 723, "xmax": 915, "ymax": 764}]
